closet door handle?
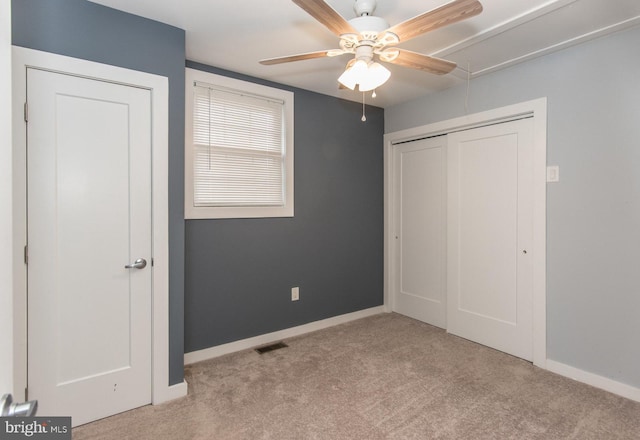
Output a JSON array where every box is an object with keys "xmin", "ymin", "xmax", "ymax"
[{"xmin": 125, "ymin": 258, "xmax": 147, "ymax": 269}]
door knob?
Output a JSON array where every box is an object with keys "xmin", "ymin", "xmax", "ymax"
[{"xmin": 125, "ymin": 258, "xmax": 147, "ymax": 269}]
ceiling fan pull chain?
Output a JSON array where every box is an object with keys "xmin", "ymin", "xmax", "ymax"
[{"xmin": 361, "ymin": 92, "xmax": 367, "ymax": 122}]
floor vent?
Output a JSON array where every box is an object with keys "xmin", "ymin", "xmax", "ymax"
[{"xmin": 255, "ymin": 342, "xmax": 288, "ymax": 354}]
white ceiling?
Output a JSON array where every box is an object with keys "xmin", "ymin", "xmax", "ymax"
[{"xmin": 89, "ymin": 0, "xmax": 640, "ymax": 108}]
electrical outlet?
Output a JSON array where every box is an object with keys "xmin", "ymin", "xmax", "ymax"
[{"xmin": 291, "ymin": 287, "xmax": 299, "ymax": 301}]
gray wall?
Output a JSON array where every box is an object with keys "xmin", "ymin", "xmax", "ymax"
[
  {"xmin": 184, "ymin": 62, "xmax": 385, "ymax": 352},
  {"xmin": 11, "ymin": 0, "xmax": 186, "ymax": 385},
  {"xmin": 386, "ymin": 26, "xmax": 640, "ymax": 388}
]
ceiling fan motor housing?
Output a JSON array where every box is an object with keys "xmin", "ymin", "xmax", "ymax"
[
  {"xmin": 349, "ymin": 15, "xmax": 389, "ymax": 35},
  {"xmin": 351, "ymin": 0, "xmax": 388, "ymax": 39}
]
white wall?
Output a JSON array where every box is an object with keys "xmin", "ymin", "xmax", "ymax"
[
  {"xmin": 386, "ymin": 25, "xmax": 640, "ymax": 389},
  {"xmin": 0, "ymin": 1, "xmax": 13, "ymax": 395}
]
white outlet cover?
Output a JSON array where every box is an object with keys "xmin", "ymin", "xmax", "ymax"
[{"xmin": 291, "ymin": 287, "xmax": 299, "ymax": 301}]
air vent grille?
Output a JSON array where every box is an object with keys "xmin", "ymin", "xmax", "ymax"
[{"xmin": 255, "ymin": 342, "xmax": 288, "ymax": 354}]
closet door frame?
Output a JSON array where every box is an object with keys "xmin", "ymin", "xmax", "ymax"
[{"xmin": 383, "ymin": 98, "xmax": 547, "ymax": 368}]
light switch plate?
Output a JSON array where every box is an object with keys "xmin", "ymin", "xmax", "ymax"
[{"xmin": 547, "ymin": 166, "xmax": 559, "ymax": 182}]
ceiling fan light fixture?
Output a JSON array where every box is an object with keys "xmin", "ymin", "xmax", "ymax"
[
  {"xmin": 339, "ymin": 58, "xmax": 390, "ymax": 92},
  {"xmin": 358, "ymin": 61, "xmax": 390, "ymax": 92},
  {"xmin": 338, "ymin": 59, "xmax": 368, "ymax": 90}
]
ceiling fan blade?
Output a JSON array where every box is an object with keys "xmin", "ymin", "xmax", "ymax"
[
  {"xmin": 292, "ymin": 0, "xmax": 358, "ymax": 36},
  {"xmin": 383, "ymin": 0, "xmax": 483, "ymax": 43},
  {"xmin": 260, "ymin": 50, "xmax": 333, "ymax": 65},
  {"xmin": 386, "ymin": 49, "xmax": 457, "ymax": 75}
]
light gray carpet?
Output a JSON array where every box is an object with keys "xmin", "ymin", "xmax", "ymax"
[{"xmin": 74, "ymin": 313, "xmax": 640, "ymax": 439}]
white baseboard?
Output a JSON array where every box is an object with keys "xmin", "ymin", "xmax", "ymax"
[
  {"xmin": 184, "ymin": 306, "xmax": 386, "ymax": 365},
  {"xmin": 153, "ymin": 379, "xmax": 188, "ymax": 404},
  {"xmin": 545, "ymin": 359, "xmax": 640, "ymax": 403}
]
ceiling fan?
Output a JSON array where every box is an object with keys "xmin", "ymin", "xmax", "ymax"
[{"xmin": 260, "ymin": 0, "xmax": 483, "ymax": 93}]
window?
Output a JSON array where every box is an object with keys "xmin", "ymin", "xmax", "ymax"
[{"xmin": 185, "ymin": 68, "xmax": 294, "ymax": 219}]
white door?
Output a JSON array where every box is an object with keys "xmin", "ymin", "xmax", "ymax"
[
  {"xmin": 392, "ymin": 137, "xmax": 447, "ymax": 328},
  {"xmin": 27, "ymin": 68, "xmax": 153, "ymax": 426},
  {"xmin": 447, "ymin": 118, "xmax": 534, "ymax": 361}
]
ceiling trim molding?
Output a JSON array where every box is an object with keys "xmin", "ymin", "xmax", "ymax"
[
  {"xmin": 434, "ymin": 0, "xmax": 579, "ymax": 59},
  {"xmin": 436, "ymin": 0, "xmax": 640, "ymax": 80},
  {"xmin": 468, "ymin": 15, "xmax": 640, "ymax": 77}
]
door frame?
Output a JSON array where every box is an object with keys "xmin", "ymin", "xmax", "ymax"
[
  {"xmin": 383, "ymin": 98, "xmax": 547, "ymax": 368},
  {"xmin": 12, "ymin": 47, "xmax": 186, "ymax": 404}
]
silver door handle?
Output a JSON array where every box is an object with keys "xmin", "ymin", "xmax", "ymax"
[{"xmin": 125, "ymin": 258, "xmax": 147, "ymax": 269}]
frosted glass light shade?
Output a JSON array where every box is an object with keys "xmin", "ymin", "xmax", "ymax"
[
  {"xmin": 338, "ymin": 59, "xmax": 368, "ymax": 90},
  {"xmin": 358, "ymin": 62, "xmax": 390, "ymax": 92},
  {"xmin": 338, "ymin": 60, "xmax": 391, "ymax": 92}
]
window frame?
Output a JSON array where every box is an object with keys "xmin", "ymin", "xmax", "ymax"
[{"xmin": 185, "ymin": 67, "xmax": 294, "ymax": 219}]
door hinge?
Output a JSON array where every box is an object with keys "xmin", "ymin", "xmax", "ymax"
[
  {"xmin": 24, "ymin": 102, "xmax": 28, "ymax": 123},
  {"xmin": 24, "ymin": 245, "xmax": 28, "ymax": 265}
]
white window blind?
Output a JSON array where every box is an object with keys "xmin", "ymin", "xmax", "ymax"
[{"xmin": 192, "ymin": 83, "xmax": 286, "ymax": 207}]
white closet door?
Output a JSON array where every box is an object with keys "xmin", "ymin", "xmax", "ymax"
[
  {"xmin": 392, "ymin": 136, "xmax": 446, "ymax": 328},
  {"xmin": 447, "ymin": 118, "xmax": 534, "ymax": 361}
]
